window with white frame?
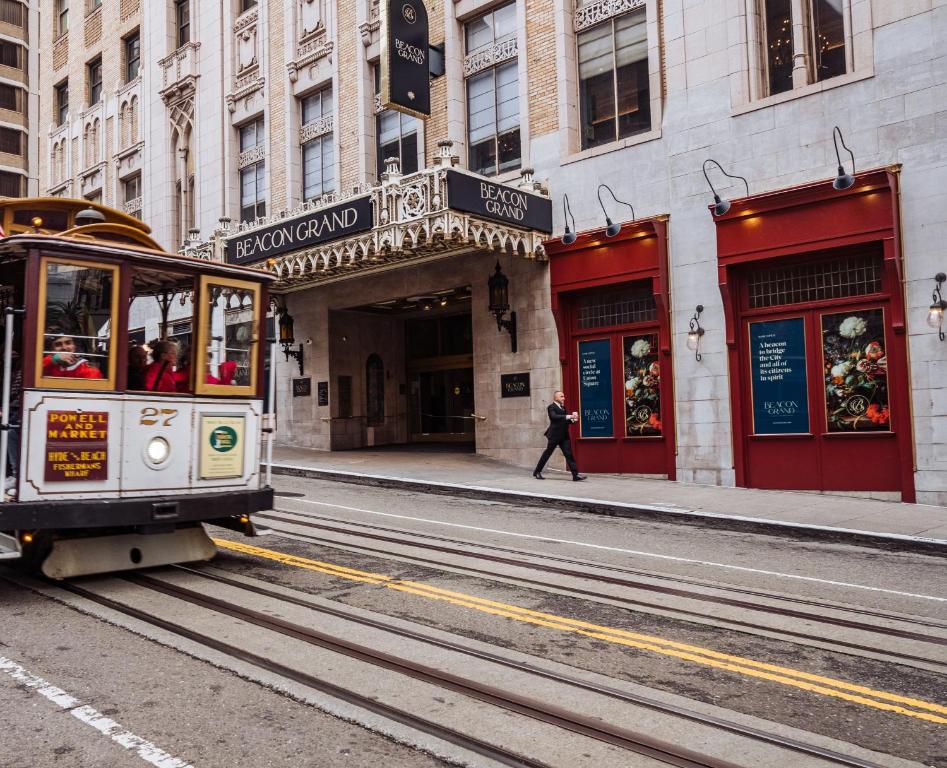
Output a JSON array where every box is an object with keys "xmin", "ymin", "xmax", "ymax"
[
  {"xmin": 122, "ymin": 172, "xmax": 142, "ymax": 218},
  {"xmin": 576, "ymin": 4, "xmax": 650, "ymax": 150},
  {"xmin": 301, "ymin": 87, "xmax": 335, "ymax": 201},
  {"xmin": 374, "ymin": 65, "xmax": 418, "ymax": 178},
  {"xmin": 758, "ymin": 0, "xmax": 848, "ymax": 97},
  {"xmin": 238, "ymin": 117, "xmax": 266, "ymax": 223},
  {"xmin": 464, "ymin": 3, "xmax": 520, "ymax": 177},
  {"xmin": 56, "ymin": 0, "xmax": 68, "ymax": 36}
]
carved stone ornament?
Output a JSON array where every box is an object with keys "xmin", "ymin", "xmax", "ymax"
[
  {"xmin": 237, "ymin": 27, "xmax": 258, "ymax": 72},
  {"xmin": 574, "ymin": 0, "xmax": 645, "ymax": 32},
  {"xmin": 464, "ymin": 34, "xmax": 518, "ymax": 78},
  {"xmin": 187, "ymin": 140, "xmax": 548, "ymax": 287},
  {"xmin": 300, "ymin": 0, "xmax": 323, "ymax": 36}
]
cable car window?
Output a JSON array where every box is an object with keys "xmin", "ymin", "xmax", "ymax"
[
  {"xmin": 37, "ymin": 258, "xmax": 118, "ymax": 390},
  {"xmin": 196, "ymin": 276, "xmax": 260, "ymax": 396},
  {"xmin": 128, "ymin": 267, "xmax": 195, "ymax": 393}
]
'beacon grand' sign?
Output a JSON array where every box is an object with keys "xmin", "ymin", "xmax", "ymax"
[
  {"xmin": 445, "ymin": 170, "xmax": 552, "ymax": 234},
  {"xmin": 225, "ymin": 196, "xmax": 374, "ymax": 265}
]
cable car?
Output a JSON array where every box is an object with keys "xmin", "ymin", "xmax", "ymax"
[{"xmin": 0, "ymin": 198, "xmax": 275, "ymax": 578}]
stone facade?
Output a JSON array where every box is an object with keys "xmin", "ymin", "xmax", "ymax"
[
  {"xmin": 33, "ymin": 0, "xmax": 947, "ymax": 504},
  {"xmin": 0, "ymin": 1, "xmax": 39, "ymax": 197}
]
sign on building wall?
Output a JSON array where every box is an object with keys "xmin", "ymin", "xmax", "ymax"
[
  {"xmin": 500, "ymin": 372, "xmax": 530, "ymax": 398},
  {"xmin": 380, "ymin": 0, "xmax": 431, "ymax": 118},
  {"xmin": 749, "ymin": 318, "xmax": 810, "ymax": 434},
  {"xmin": 292, "ymin": 377, "xmax": 312, "ymax": 398},
  {"xmin": 446, "ymin": 170, "xmax": 553, "ymax": 233},
  {"xmin": 578, "ymin": 339, "xmax": 613, "ymax": 438},
  {"xmin": 225, "ymin": 196, "xmax": 374, "ymax": 265}
]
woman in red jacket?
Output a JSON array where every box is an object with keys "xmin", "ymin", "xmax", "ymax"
[{"xmin": 144, "ymin": 340, "xmax": 179, "ymax": 393}]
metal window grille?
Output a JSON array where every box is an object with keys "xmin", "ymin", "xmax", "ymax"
[
  {"xmin": 747, "ymin": 253, "xmax": 883, "ymax": 309},
  {"xmin": 578, "ymin": 285, "xmax": 656, "ymax": 329}
]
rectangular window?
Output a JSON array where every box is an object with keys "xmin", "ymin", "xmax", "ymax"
[
  {"xmin": 87, "ymin": 57, "xmax": 102, "ymax": 105},
  {"xmin": 240, "ymin": 0, "xmax": 257, "ymax": 11},
  {"xmin": 57, "ymin": 0, "xmax": 68, "ymax": 35},
  {"xmin": 746, "ymin": 253, "xmax": 883, "ymax": 309},
  {"xmin": 760, "ymin": 0, "xmax": 849, "ymax": 97},
  {"xmin": 578, "ymin": 7, "xmax": 650, "ymax": 150},
  {"xmin": 124, "ymin": 32, "xmax": 141, "ymax": 82},
  {"xmin": 55, "ymin": 80, "xmax": 69, "ymax": 125},
  {"xmin": 0, "ymin": 1, "xmax": 24, "ymax": 26},
  {"xmin": 0, "ymin": 41, "xmax": 23, "ymax": 69},
  {"xmin": 175, "ymin": 0, "xmax": 190, "ymax": 47},
  {"xmin": 38, "ymin": 258, "xmax": 118, "ymax": 390},
  {"xmin": 0, "ymin": 83, "xmax": 22, "ymax": 112},
  {"xmin": 577, "ymin": 284, "xmax": 656, "ymax": 329},
  {"xmin": 0, "ymin": 127, "xmax": 21, "ymax": 155},
  {"xmin": 373, "ymin": 65, "xmax": 417, "ymax": 178},
  {"xmin": 88, "ymin": 0, "xmax": 101, "ymax": 11},
  {"xmin": 465, "ymin": 3, "xmax": 520, "ymax": 177},
  {"xmin": 196, "ymin": 275, "xmax": 261, "ymax": 396},
  {"xmin": 301, "ymin": 87, "xmax": 335, "ymax": 200},
  {"xmin": 123, "ymin": 173, "xmax": 141, "ymax": 202},
  {"xmin": 0, "ymin": 170, "xmax": 22, "ymax": 196},
  {"xmin": 239, "ymin": 117, "xmax": 266, "ymax": 223}
]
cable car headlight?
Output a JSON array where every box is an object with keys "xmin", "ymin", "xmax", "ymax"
[{"xmin": 146, "ymin": 437, "xmax": 170, "ymax": 465}]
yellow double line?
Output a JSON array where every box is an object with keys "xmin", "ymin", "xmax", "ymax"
[{"xmin": 214, "ymin": 538, "xmax": 947, "ymax": 725}]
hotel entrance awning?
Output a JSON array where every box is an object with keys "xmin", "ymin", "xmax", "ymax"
[{"xmin": 190, "ymin": 142, "xmax": 552, "ymax": 291}]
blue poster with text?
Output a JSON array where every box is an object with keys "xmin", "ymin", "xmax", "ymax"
[
  {"xmin": 578, "ymin": 339, "xmax": 613, "ymax": 438},
  {"xmin": 750, "ymin": 318, "xmax": 810, "ymax": 434}
]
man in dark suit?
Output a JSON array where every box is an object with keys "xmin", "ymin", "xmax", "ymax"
[{"xmin": 533, "ymin": 390, "xmax": 586, "ymax": 481}]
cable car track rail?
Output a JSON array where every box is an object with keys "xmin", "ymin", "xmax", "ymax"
[
  {"xmin": 257, "ymin": 510, "xmax": 947, "ymax": 663},
  {"xmin": 71, "ymin": 573, "xmax": 751, "ymax": 768},
  {"xmin": 171, "ymin": 564, "xmax": 895, "ymax": 768}
]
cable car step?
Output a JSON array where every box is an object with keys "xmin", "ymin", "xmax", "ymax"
[
  {"xmin": 0, "ymin": 532, "xmax": 21, "ymax": 560},
  {"xmin": 41, "ymin": 526, "xmax": 216, "ymax": 580}
]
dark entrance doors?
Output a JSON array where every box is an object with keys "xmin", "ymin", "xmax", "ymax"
[{"xmin": 406, "ymin": 312, "xmax": 475, "ymax": 443}]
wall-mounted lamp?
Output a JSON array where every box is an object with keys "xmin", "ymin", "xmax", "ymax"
[
  {"xmin": 597, "ymin": 184, "xmax": 635, "ymax": 237},
  {"xmin": 278, "ymin": 309, "xmax": 305, "ymax": 375},
  {"xmin": 702, "ymin": 159, "xmax": 749, "ymax": 217},
  {"xmin": 561, "ymin": 194, "xmax": 577, "ymax": 245},
  {"xmin": 832, "ymin": 126, "xmax": 856, "ymax": 191},
  {"xmin": 687, "ymin": 305, "xmax": 705, "ymax": 361},
  {"xmin": 488, "ymin": 261, "xmax": 517, "ymax": 353},
  {"xmin": 928, "ymin": 272, "xmax": 947, "ymax": 341}
]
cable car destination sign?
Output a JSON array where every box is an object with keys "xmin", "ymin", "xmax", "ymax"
[{"xmin": 380, "ymin": 0, "xmax": 431, "ymax": 118}]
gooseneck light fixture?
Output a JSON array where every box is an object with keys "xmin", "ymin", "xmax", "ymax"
[
  {"xmin": 928, "ymin": 272, "xmax": 947, "ymax": 341},
  {"xmin": 488, "ymin": 261, "xmax": 518, "ymax": 353},
  {"xmin": 832, "ymin": 126, "xmax": 856, "ymax": 191},
  {"xmin": 597, "ymin": 184, "xmax": 636, "ymax": 237},
  {"xmin": 702, "ymin": 160, "xmax": 749, "ymax": 217},
  {"xmin": 278, "ymin": 309, "xmax": 305, "ymax": 375},
  {"xmin": 561, "ymin": 194, "xmax": 577, "ymax": 245},
  {"xmin": 687, "ymin": 305, "xmax": 705, "ymax": 361}
]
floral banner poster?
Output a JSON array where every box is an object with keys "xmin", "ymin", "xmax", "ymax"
[
  {"xmin": 623, "ymin": 334, "xmax": 661, "ymax": 437},
  {"xmin": 822, "ymin": 309, "xmax": 890, "ymax": 432}
]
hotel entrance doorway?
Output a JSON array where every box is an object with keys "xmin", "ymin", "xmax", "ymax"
[{"xmin": 406, "ymin": 311, "xmax": 475, "ymax": 443}]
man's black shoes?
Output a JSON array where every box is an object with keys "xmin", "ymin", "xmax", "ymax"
[
  {"xmin": 532, "ymin": 471, "xmax": 545, "ymax": 480},
  {"xmin": 572, "ymin": 474, "xmax": 586, "ymax": 481}
]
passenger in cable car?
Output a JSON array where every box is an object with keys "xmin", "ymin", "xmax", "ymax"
[
  {"xmin": 42, "ymin": 333, "xmax": 104, "ymax": 379},
  {"xmin": 127, "ymin": 344, "xmax": 149, "ymax": 390},
  {"xmin": 144, "ymin": 339, "xmax": 179, "ymax": 393}
]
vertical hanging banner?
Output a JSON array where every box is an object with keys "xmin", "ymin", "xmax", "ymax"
[{"xmin": 380, "ymin": 0, "xmax": 431, "ymax": 118}]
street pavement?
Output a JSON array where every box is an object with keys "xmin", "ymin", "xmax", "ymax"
[{"xmin": 269, "ymin": 445, "xmax": 947, "ymax": 550}]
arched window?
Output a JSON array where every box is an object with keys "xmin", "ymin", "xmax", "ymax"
[
  {"xmin": 130, "ymin": 95, "xmax": 139, "ymax": 144},
  {"xmin": 366, "ymin": 353, "xmax": 384, "ymax": 426}
]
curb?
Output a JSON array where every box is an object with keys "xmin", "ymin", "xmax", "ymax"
[{"xmin": 268, "ymin": 463, "xmax": 947, "ymax": 557}]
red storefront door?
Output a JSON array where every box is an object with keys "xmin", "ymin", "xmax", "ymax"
[
  {"xmin": 717, "ymin": 169, "xmax": 914, "ymax": 501},
  {"xmin": 546, "ymin": 218, "xmax": 675, "ymax": 479}
]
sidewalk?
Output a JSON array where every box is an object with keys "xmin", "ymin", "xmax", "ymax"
[{"xmin": 268, "ymin": 445, "xmax": 947, "ymax": 554}]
